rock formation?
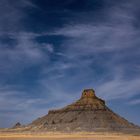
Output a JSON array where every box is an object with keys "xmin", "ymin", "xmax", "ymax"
[
  {"xmin": 13, "ymin": 122, "xmax": 21, "ymax": 128},
  {"xmin": 29, "ymin": 89, "xmax": 139, "ymax": 132}
]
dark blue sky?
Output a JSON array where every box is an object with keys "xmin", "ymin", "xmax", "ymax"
[{"xmin": 0, "ymin": 0, "xmax": 140, "ymax": 128}]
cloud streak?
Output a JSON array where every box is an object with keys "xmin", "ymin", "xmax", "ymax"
[{"xmin": 129, "ymin": 99, "xmax": 140, "ymax": 105}]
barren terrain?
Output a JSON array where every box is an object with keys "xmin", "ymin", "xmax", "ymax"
[{"xmin": 0, "ymin": 132, "xmax": 140, "ymax": 140}]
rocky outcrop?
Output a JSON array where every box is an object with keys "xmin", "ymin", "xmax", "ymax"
[
  {"xmin": 29, "ymin": 89, "xmax": 139, "ymax": 132},
  {"xmin": 13, "ymin": 122, "xmax": 21, "ymax": 128}
]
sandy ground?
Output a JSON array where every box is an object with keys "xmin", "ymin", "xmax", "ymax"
[{"xmin": 0, "ymin": 132, "xmax": 140, "ymax": 140}]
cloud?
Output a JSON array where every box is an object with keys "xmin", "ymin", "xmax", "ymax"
[
  {"xmin": 0, "ymin": 84, "xmax": 54, "ymax": 127},
  {"xmin": 0, "ymin": 81, "xmax": 79, "ymax": 128},
  {"xmin": 129, "ymin": 99, "xmax": 140, "ymax": 105},
  {"xmin": 96, "ymin": 77, "xmax": 140, "ymax": 100},
  {"xmin": 42, "ymin": 44, "xmax": 54, "ymax": 53},
  {"xmin": 0, "ymin": 0, "xmax": 47, "ymax": 76},
  {"xmin": 50, "ymin": 23, "xmax": 140, "ymax": 56},
  {"xmin": 40, "ymin": 0, "xmax": 140, "ymax": 101},
  {"xmin": 0, "ymin": 0, "xmax": 36, "ymax": 33},
  {"xmin": 0, "ymin": 33, "xmax": 52, "ymax": 76},
  {"xmin": 0, "ymin": 85, "xmax": 40, "ymax": 111}
]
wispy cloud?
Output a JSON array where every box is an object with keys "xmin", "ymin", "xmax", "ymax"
[
  {"xmin": 40, "ymin": 0, "xmax": 140, "ymax": 101},
  {"xmin": 0, "ymin": 34, "xmax": 52, "ymax": 76},
  {"xmin": 129, "ymin": 99, "xmax": 140, "ymax": 105},
  {"xmin": 0, "ymin": 0, "xmax": 36, "ymax": 33},
  {"xmin": 0, "ymin": 0, "xmax": 45, "ymax": 75},
  {"xmin": 0, "ymin": 84, "xmax": 64, "ymax": 127},
  {"xmin": 96, "ymin": 77, "xmax": 140, "ymax": 100}
]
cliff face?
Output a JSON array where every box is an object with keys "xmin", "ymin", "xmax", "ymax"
[
  {"xmin": 30, "ymin": 89, "xmax": 139, "ymax": 132},
  {"xmin": 48, "ymin": 89, "xmax": 106, "ymax": 113}
]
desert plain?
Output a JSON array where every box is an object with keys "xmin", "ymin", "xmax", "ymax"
[{"xmin": 0, "ymin": 132, "xmax": 140, "ymax": 140}]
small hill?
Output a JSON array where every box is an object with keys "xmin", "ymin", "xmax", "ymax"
[{"xmin": 12, "ymin": 122, "xmax": 22, "ymax": 129}]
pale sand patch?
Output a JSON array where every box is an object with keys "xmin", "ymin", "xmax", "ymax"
[{"xmin": 0, "ymin": 132, "xmax": 140, "ymax": 140}]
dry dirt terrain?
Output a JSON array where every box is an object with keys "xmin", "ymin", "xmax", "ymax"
[{"xmin": 0, "ymin": 132, "xmax": 140, "ymax": 140}]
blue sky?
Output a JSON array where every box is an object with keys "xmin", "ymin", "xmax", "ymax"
[{"xmin": 0, "ymin": 0, "xmax": 140, "ymax": 128}]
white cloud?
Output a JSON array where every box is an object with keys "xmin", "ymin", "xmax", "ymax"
[
  {"xmin": 40, "ymin": 0, "xmax": 140, "ymax": 102},
  {"xmin": 129, "ymin": 99, "xmax": 140, "ymax": 105},
  {"xmin": 42, "ymin": 43, "xmax": 54, "ymax": 53},
  {"xmin": 96, "ymin": 77, "xmax": 140, "ymax": 100},
  {"xmin": 50, "ymin": 23, "xmax": 140, "ymax": 57},
  {"xmin": 0, "ymin": 0, "xmax": 36, "ymax": 33},
  {"xmin": 0, "ymin": 32, "xmax": 53, "ymax": 76}
]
